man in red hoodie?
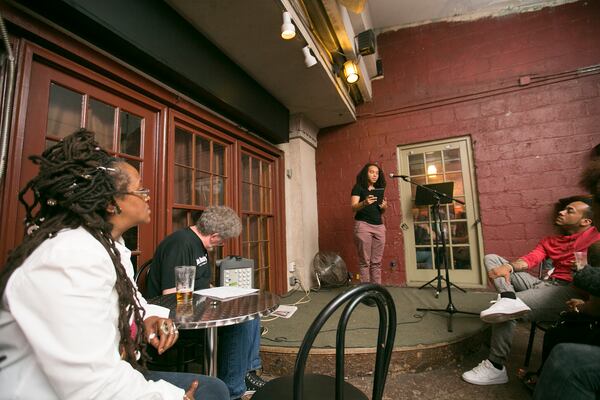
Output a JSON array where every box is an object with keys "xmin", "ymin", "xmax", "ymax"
[{"xmin": 462, "ymin": 199, "xmax": 600, "ymax": 386}]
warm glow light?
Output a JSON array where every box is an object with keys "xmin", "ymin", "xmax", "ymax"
[
  {"xmin": 281, "ymin": 12, "xmax": 296, "ymax": 40},
  {"xmin": 427, "ymin": 165, "xmax": 437, "ymax": 175},
  {"xmin": 343, "ymin": 60, "xmax": 359, "ymax": 84}
]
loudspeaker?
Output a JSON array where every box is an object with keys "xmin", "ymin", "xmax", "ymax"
[{"xmin": 356, "ymin": 29, "xmax": 376, "ymax": 56}]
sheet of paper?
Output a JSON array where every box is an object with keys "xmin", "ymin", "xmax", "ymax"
[
  {"xmin": 194, "ymin": 286, "xmax": 259, "ymax": 300},
  {"xmin": 272, "ymin": 304, "xmax": 298, "ymax": 318}
]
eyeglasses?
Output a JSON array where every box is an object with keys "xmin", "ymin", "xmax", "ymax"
[{"xmin": 119, "ymin": 188, "xmax": 151, "ymax": 200}]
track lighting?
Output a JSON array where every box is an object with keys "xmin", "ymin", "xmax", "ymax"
[
  {"xmin": 343, "ymin": 60, "xmax": 359, "ymax": 84},
  {"xmin": 302, "ymin": 46, "xmax": 317, "ymax": 68},
  {"xmin": 281, "ymin": 11, "xmax": 295, "ymax": 40}
]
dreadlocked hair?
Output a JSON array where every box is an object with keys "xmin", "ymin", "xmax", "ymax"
[{"xmin": 0, "ymin": 128, "xmax": 149, "ymax": 370}]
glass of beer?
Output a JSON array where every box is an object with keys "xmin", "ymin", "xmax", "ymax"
[{"xmin": 175, "ymin": 265, "xmax": 196, "ymax": 304}]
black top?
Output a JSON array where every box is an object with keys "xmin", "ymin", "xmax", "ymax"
[
  {"xmin": 351, "ymin": 184, "xmax": 383, "ymax": 225},
  {"xmin": 147, "ymin": 227, "xmax": 211, "ymax": 298}
]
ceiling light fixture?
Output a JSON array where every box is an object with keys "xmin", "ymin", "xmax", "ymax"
[
  {"xmin": 343, "ymin": 60, "xmax": 359, "ymax": 84},
  {"xmin": 302, "ymin": 46, "xmax": 317, "ymax": 68},
  {"xmin": 281, "ymin": 11, "xmax": 295, "ymax": 40}
]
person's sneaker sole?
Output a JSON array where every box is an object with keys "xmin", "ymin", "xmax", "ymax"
[
  {"xmin": 462, "ymin": 374, "xmax": 509, "ymax": 385},
  {"xmin": 480, "ymin": 309, "xmax": 530, "ymax": 323}
]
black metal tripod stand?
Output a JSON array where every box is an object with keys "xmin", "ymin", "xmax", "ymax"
[
  {"xmin": 400, "ymin": 177, "xmax": 478, "ymax": 332},
  {"xmin": 418, "ymin": 194, "xmax": 466, "ymax": 297}
]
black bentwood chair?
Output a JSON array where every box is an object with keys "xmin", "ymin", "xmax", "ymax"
[{"xmin": 252, "ymin": 283, "xmax": 397, "ymax": 400}]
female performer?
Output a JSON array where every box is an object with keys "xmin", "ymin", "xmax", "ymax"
[
  {"xmin": 350, "ymin": 163, "xmax": 388, "ymax": 284},
  {"xmin": 0, "ymin": 129, "xmax": 228, "ymax": 400}
]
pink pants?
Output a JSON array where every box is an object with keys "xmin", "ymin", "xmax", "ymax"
[{"xmin": 354, "ymin": 220, "xmax": 386, "ymax": 284}]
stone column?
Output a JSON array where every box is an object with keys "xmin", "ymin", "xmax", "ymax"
[{"xmin": 277, "ymin": 114, "xmax": 319, "ymax": 290}]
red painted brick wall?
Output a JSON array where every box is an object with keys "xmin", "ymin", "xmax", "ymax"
[{"xmin": 316, "ymin": 1, "xmax": 600, "ymax": 286}]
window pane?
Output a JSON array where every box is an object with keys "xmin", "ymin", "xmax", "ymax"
[
  {"xmin": 172, "ymin": 209, "xmax": 188, "ymax": 231},
  {"xmin": 212, "ymin": 176, "xmax": 225, "ymax": 205},
  {"xmin": 260, "ymin": 216, "xmax": 268, "ymax": 240},
  {"xmin": 242, "ymin": 154, "xmax": 250, "ymax": 181},
  {"xmin": 427, "ymin": 174, "xmax": 443, "ymax": 184},
  {"xmin": 410, "ymin": 176, "xmax": 427, "ymax": 198},
  {"xmin": 413, "ymin": 206, "xmax": 430, "ymax": 221},
  {"xmin": 249, "ymin": 216, "xmax": 258, "ymax": 241},
  {"xmin": 252, "ymin": 185, "xmax": 260, "ymax": 212},
  {"xmin": 453, "ymin": 246, "xmax": 471, "ymax": 269},
  {"xmin": 260, "ymin": 242, "xmax": 269, "ymax": 268},
  {"xmin": 87, "ymin": 98, "xmax": 115, "ymax": 150},
  {"xmin": 242, "ymin": 182, "xmax": 250, "ymax": 210},
  {"xmin": 195, "ymin": 135, "xmax": 210, "ymax": 172},
  {"xmin": 408, "ymin": 153, "xmax": 425, "ymax": 176},
  {"xmin": 261, "ymin": 161, "xmax": 271, "ymax": 187},
  {"xmin": 443, "ymin": 148, "xmax": 461, "ymax": 172},
  {"xmin": 175, "ymin": 128, "xmax": 192, "ymax": 166},
  {"xmin": 450, "ymin": 202, "xmax": 467, "ymax": 219},
  {"xmin": 213, "ymin": 143, "xmax": 225, "ymax": 176},
  {"xmin": 251, "ymin": 158, "xmax": 260, "ymax": 183},
  {"xmin": 424, "ymin": 151, "xmax": 442, "ymax": 177},
  {"xmin": 262, "ymin": 187, "xmax": 271, "ymax": 213},
  {"xmin": 175, "ymin": 166, "xmax": 192, "ymax": 204},
  {"xmin": 416, "ymin": 248, "xmax": 433, "ymax": 269},
  {"xmin": 47, "ymin": 84, "xmax": 82, "ymax": 138},
  {"xmin": 195, "ymin": 172, "xmax": 211, "ymax": 206},
  {"xmin": 451, "ymin": 221, "xmax": 469, "ymax": 244},
  {"xmin": 414, "ymin": 223, "xmax": 431, "ymax": 245},
  {"xmin": 119, "ymin": 111, "xmax": 141, "ymax": 156}
]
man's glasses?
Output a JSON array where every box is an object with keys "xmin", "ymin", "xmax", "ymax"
[{"xmin": 119, "ymin": 188, "xmax": 151, "ymax": 200}]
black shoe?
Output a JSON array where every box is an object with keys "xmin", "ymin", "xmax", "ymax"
[{"xmin": 245, "ymin": 370, "xmax": 267, "ymax": 392}]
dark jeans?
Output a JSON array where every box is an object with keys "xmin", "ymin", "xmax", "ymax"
[
  {"xmin": 217, "ymin": 318, "xmax": 262, "ymax": 398},
  {"xmin": 534, "ymin": 343, "xmax": 600, "ymax": 400},
  {"xmin": 145, "ymin": 370, "xmax": 229, "ymax": 400}
]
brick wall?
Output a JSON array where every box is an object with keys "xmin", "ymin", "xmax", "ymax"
[{"xmin": 316, "ymin": 1, "xmax": 600, "ymax": 286}]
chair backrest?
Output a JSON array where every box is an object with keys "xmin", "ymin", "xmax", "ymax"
[
  {"xmin": 293, "ymin": 283, "xmax": 396, "ymax": 400},
  {"xmin": 135, "ymin": 258, "xmax": 152, "ymax": 298}
]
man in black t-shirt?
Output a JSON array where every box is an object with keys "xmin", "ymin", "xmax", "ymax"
[{"xmin": 148, "ymin": 206, "xmax": 265, "ymax": 400}]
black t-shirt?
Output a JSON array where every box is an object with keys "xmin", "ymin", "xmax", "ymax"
[
  {"xmin": 351, "ymin": 184, "xmax": 383, "ymax": 225},
  {"xmin": 146, "ymin": 227, "xmax": 211, "ymax": 298}
]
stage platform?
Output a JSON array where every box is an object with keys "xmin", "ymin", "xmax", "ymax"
[{"xmin": 259, "ymin": 286, "xmax": 496, "ymax": 377}]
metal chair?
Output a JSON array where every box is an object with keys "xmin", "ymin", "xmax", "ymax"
[
  {"xmin": 252, "ymin": 283, "xmax": 397, "ymax": 400},
  {"xmin": 135, "ymin": 258, "xmax": 206, "ymax": 373},
  {"xmin": 134, "ymin": 258, "xmax": 153, "ymax": 298},
  {"xmin": 524, "ymin": 259, "xmax": 554, "ymax": 367}
]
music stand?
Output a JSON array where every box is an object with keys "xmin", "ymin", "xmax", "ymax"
[
  {"xmin": 401, "ymin": 179, "xmax": 478, "ymax": 332},
  {"xmin": 415, "ymin": 182, "xmax": 465, "ymax": 296}
]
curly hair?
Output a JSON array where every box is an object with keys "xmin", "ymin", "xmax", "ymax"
[
  {"xmin": 0, "ymin": 129, "xmax": 149, "ymax": 370},
  {"xmin": 196, "ymin": 206, "xmax": 242, "ymax": 239},
  {"xmin": 355, "ymin": 163, "xmax": 386, "ymax": 190}
]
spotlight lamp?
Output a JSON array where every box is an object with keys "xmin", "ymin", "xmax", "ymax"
[
  {"xmin": 302, "ymin": 46, "xmax": 317, "ymax": 68},
  {"xmin": 281, "ymin": 11, "xmax": 296, "ymax": 40},
  {"xmin": 343, "ymin": 60, "xmax": 359, "ymax": 84}
]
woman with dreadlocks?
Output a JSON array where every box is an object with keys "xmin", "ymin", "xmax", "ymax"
[{"xmin": 0, "ymin": 129, "xmax": 228, "ymax": 400}]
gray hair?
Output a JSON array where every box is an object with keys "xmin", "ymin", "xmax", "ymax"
[{"xmin": 196, "ymin": 206, "xmax": 242, "ymax": 239}]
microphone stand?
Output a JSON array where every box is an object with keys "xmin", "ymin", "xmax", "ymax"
[{"xmin": 398, "ymin": 175, "xmax": 478, "ymax": 332}]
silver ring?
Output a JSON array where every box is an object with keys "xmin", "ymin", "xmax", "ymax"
[
  {"xmin": 160, "ymin": 321, "xmax": 170, "ymax": 335},
  {"xmin": 148, "ymin": 332, "xmax": 156, "ymax": 341}
]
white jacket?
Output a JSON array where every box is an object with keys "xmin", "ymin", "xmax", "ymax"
[{"xmin": 0, "ymin": 227, "xmax": 183, "ymax": 399}]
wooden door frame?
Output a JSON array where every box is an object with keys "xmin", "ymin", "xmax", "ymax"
[{"xmin": 397, "ymin": 136, "xmax": 486, "ymax": 288}]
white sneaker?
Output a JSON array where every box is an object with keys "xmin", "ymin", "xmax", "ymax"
[
  {"xmin": 480, "ymin": 296, "xmax": 531, "ymax": 323},
  {"xmin": 462, "ymin": 359, "xmax": 509, "ymax": 385}
]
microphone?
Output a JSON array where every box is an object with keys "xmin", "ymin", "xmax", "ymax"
[{"xmin": 389, "ymin": 173, "xmax": 409, "ymax": 179}]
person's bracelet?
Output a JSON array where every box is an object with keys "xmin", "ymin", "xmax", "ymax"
[{"xmin": 507, "ymin": 263, "xmax": 515, "ymax": 273}]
